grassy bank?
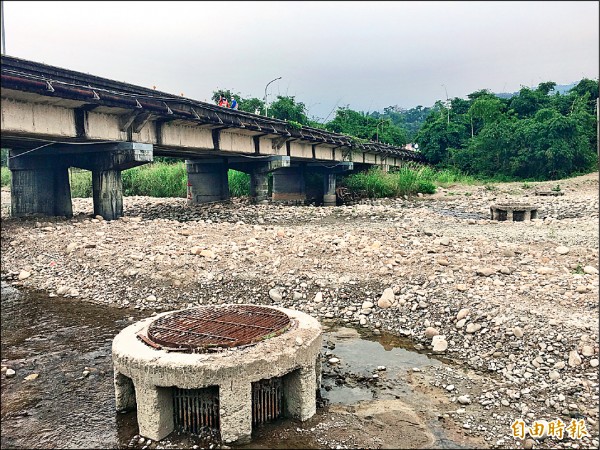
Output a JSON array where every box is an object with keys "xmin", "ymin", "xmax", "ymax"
[
  {"xmin": 340, "ymin": 163, "xmax": 479, "ymax": 198},
  {"xmin": 0, "ymin": 163, "xmax": 251, "ymax": 198}
]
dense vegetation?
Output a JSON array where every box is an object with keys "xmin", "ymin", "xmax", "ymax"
[{"xmin": 415, "ymin": 80, "xmax": 598, "ymax": 180}]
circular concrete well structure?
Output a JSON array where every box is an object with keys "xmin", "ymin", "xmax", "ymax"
[
  {"xmin": 112, "ymin": 305, "xmax": 322, "ymax": 444},
  {"xmin": 490, "ymin": 202, "xmax": 540, "ymax": 221}
]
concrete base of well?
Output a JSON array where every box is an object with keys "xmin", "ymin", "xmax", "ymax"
[{"xmin": 112, "ymin": 305, "xmax": 322, "ymax": 444}]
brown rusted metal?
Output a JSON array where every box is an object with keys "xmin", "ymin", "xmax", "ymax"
[
  {"xmin": 145, "ymin": 305, "xmax": 291, "ymax": 353},
  {"xmin": 252, "ymin": 377, "xmax": 283, "ymax": 427},
  {"xmin": 173, "ymin": 386, "xmax": 220, "ymax": 436}
]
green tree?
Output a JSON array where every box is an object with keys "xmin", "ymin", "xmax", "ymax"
[{"xmin": 268, "ymin": 95, "xmax": 310, "ymax": 124}]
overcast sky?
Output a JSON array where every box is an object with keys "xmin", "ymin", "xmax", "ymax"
[{"xmin": 2, "ymin": 1, "xmax": 598, "ymax": 120}]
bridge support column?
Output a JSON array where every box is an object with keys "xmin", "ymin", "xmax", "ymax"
[
  {"xmin": 229, "ymin": 156, "xmax": 290, "ymax": 204},
  {"xmin": 185, "ymin": 159, "xmax": 229, "ymax": 204},
  {"xmin": 8, "ymin": 153, "xmax": 73, "ymax": 218},
  {"xmin": 323, "ymin": 172, "xmax": 337, "ymax": 207},
  {"xmin": 272, "ymin": 166, "xmax": 306, "ymax": 204},
  {"xmin": 92, "ymin": 169, "xmax": 123, "ymax": 220},
  {"xmin": 250, "ymin": 171, "xmax": 269, "ymax": 204}
]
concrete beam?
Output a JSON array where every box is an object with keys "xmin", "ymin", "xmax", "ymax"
[{"xmin": 272, "ymin": 165, "xmax": 306, "ymax": 204}]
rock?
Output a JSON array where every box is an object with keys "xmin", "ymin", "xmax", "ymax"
[
  {"xmin": 513, "ymin": 326, "xmax": 524, "ymax": 338},
  {"xmin": 425, "ymin": 327, "xmax": 439, "ymax": 338},
  {"xmin": 437, "ymin": 258, "xmax": 449, "ymax": 266},
  {"xmin": 581, "ymin": 345, "xmax": 594, "ymax": 357},
  {"xmin": 268, "ymin": 288, "xmax": 282, "ymax": 302},
  {"xmin": 456, "ymin": 308, "xmax": 470, "ymax": 320},
  {"xmin": 476, "ymin": 268, "xmax": 495, "ymax": 276},
  {"xmin": 146, "ymin": 295, "xmax": 156, "ymax": 302},
  {"xmin": 328, "ymin": 357, "xmax": 340, "ymax": 364},
  {"xmin": 24, "ymin": 373, "xmax": 39, "ymax": 381},
  {"xmin": 18, "ymin": 270, "xmax": 31, "ymax": 280},
  {"xmin": 362, "ymin": 301, "xmax": 374, "ymax": 309},
  {"xmin": 199, "ymin": 249, "xmax": 215, "ymax": 258},
  {"xmin": 190, "ymin": 246, "xmax": 202, "ymax": 255},
  {"xmin": 292, "ymin": 291, "xmax": 302, "ymax": 301},
  {"xmin": 295, "ymin": 337, "xmax": 304, "ymax": 346},
  {"xmin": 66, "ymin": 243, "xmax": 77, "ymax": 253},
  {"xmin": 432, "ymin": 338, "xmax": 448, "ymax": 353},
  {"xmin": 555, "ymin": 246, "xmax": 570, "ymax": 255},
  {"xmin": 583, "ymin": 265, "xmax": 598, "ymax": 274},
  {"xmin": 549, "ymin": 370, "xmax": 560, "ymax": 381},
  {"xmin": 5, "ymin": 369, "xmax": 15, "ymax": 378},
  {"xmin": 536, "ymin": 266, "xmax": 554, "ymax": 275},
  {"xmin": 439, "ymin": 237, "xmax": 450, "ymax": 246},
  {"xmin": 590, "ymin": 359, "xmax": 599, "ymax": 368},
  {"xmin": 314, "ymin": 292, "xmax": 323, "ymax": 303},
  {"xmin": 455, "ymin": 284, "xmax": 468, "ymax": 292},
  {"xmin": 377, "ymin": 288, "xmax": 394, "ymax": 308},
  {"xmin": 446, "ymin": 384, "xmax": 455, "ymax": 391},
  {"xmin": 523, "ymin": 438, "xmax": 535, "ymax": 450},
  {"xmin": 466, "ymin": 323, "xmax": 481, "ymax": 334},
  {"xmin": 456, "ymin": 319, "xmax": 466, "ymax": 329},
  {"xmin": 568, "ymin": 350, "xmax": 582, "ymax": 367},
  {"xmin": 457, "ymin": 395, "xmax": 471, "ymax": 405}
]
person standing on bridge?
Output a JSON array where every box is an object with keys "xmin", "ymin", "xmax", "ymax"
[
  {"xmin": 230, "ymin": 96, "xmax": 238, "ymax": 110},
  {"xmin": 218, "ymin": 95, "xmax": 229, "ymax": 108}
]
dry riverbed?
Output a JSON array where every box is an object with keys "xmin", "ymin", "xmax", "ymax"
[{"xmin": 1, "ymin": 173, "xmax": 599, "ymax": 449}]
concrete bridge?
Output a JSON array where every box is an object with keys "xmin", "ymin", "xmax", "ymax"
[{"xmin": 1, "ymin": 55, "xmax": 425, "ymax": 220}]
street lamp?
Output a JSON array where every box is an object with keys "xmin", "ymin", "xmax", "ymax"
[
  {"xmin": 263, "ymin": 76, "xmax": 281, "ymax": 117},
  {"xmin": 376, "ymin": 118, "xmax": 386, "ymax": 143},
  {"xmin": 442, "ymin": 84, "xmax": 450, "ymax": 124}
]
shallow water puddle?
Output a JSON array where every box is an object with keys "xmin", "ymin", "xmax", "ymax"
[{"xmin": 1, "ymin": 284, "xmax": 473, "ymax": 449}]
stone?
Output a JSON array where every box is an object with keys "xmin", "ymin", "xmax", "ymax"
[
  {"xmin": 583, "ymin": 265, "xmax": 598, "ymax": 274},
  {"xmin": 292, "ymin": 291, "xmax": 302, "ymax": 301},
  {"xmin": 536, "ymin": 267, "xmax": 554, "ymax": 275},
  {"xmin": 523, "ymin": 438, "xmax": 535, "ymax": 450},
  {"xmin": 378, "ymin": 288, "xmax": 394, "ymax": 309},
  {"xmin": 446, "ymin": 384, "xmax": 455, "ymax": 391},
  {"xmin": 432, "ymin": 338, "xmax": 448, "ymax": 353},
  {"xmin": 437, "ymin": 258, "xmax": 450, "ymax": 266},
  {"xmin": 581, "ymin": 346, "xmax": 594, "ymax": 357},
  {"xmin": 24, "ymin": 373, "xmax": 39, "ymax": 381},
  {"xmin": 328, "ymin": 357, "xmax": 340, "ymax": 364},
  {"xmin": 466, "ymin": 323, "xmax": 481, "ymax": 334},
  {"xmin": 425, "ymin": 327, "xmax": 439, "ymax": 338},
  {"xmin": 295, "ymin": 337, "xmax": 304, "ymax": 346},
  {"xmin": 549, "ymin": 370, "xmax": 560, "ymax": 381},
  {"xmin": 456, "ymin": 308, "xmax": 470, "ymax": 320},
  {"xmin": 555, "ymin": 246, "xmax": 570, "ymax": 255},
  {"xmin": 568, "ymin": 350, "xmax": 582, "ymax": 367},
  {"xmin": 66, "ymin": 242, "xmax": 77, "ymax": 253},
  {"xmin": 362, "ymin": 301, "xmax": 374, "ymax": 309},
  {"xmin": 199, "ymin": 249, "xmax": 215, "ymax": 258},
  {"xmin": 513, "ymin": 326, "xmax": 524, "ymax": 338},
  {"xmin": 5, "ymin": 369, "xmax": 15, "ymax": 378},
  {"xmin": 146, "ymin": 295, "xmax": 156, "ymax": 302},
  {"xmin": 456, "ymin": 284, "xmax": 468, "ymax": 292},
  {"xmin": 18, "ymin": 270, "xmax": 31, "ymax": 280},
  {"xmin": 457, "ymin": 395, "xmax": 471, "ymax": 405},
  {"xmin": 590, "ymin": 359, "xmax": 599, "ymax": 368},
  {"xmin": 314, "ymin": 292, "xmax": 323, "ymax": 303},
  {"xmin": 456, "ymin": 319, "xmax": 466, "ymax": 329},
  {"xmin": 268, "ymin": 288, "xmax": 282, "ymax": 302},
  {"xmin": 476, "ymin": 268, "xmax": 495, "ymax": 276}
]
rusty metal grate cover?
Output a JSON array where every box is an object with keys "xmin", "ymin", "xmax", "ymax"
[{"xmin": 144, "ymin": 305, "xmax": 291, "ymax": 352}]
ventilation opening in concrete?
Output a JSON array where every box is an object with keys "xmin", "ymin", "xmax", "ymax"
[
  {"xmin": 497, "ymin": 209, "xmax": 507, "ymax": 221},
  {"xmin": 513, "ymin": 210, "xmax": 525, "ymax": 221},
  {"xmin": 252, "ymin": 377, "xmax": 283, "ymax": 428},
  {"xmin": 173, "ymin": 386, "xmax": 220, "ymax": 436}
]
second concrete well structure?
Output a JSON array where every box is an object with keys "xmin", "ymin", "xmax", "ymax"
[{"xmin": 112, "ymin": 305, "xmax": 322, "ymax": 444}]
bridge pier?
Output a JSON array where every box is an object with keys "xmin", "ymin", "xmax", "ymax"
[
  {"xmin": 307, "ymin": 162, "xmax": 353, "ymax": 207},
  {"xmin": 7, "ymin": 142, "xmax": 152, "ymax": 221},
  {"xmin": 8, "ymin": 154, "xmax": 73, "ymax": 217},
  {"xmin": 229, "ymin": 156, "xmax": 290, "ymax": 205},
  {"xmin": 272, "ymin": 166, "xmax": 306, "ymax": 204},
  {"xmin": 185, "ymin": 159, "xmax": 229, "ymax": 204}
]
